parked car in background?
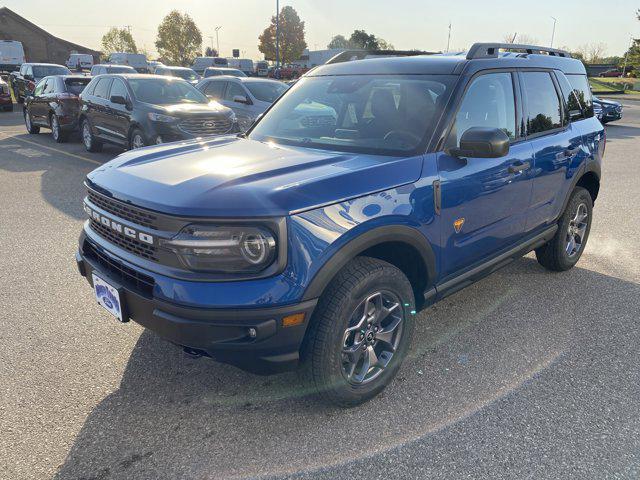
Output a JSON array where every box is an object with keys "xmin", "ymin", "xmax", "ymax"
[
  {"xmin": 10, "ymin": 63, "xmax": 71, "ymax": 103},
  {"xmin": 23, "ymin": 75, "xmax": 91, "ymax": 142},
  {"xmin": 204, "ymin": 67, "xmax": 246, "ymax": 78},
  {"xmin": 593, "ymin": 96, "xmax": 623, "ymax": 123},
  {"xmin": 255, "ymin": 61, "xmax": 269, "ymax": 77},
  {"xmin": 227, "ymin": 58, "xmax": 254, "ymax": 76},
  {"xmin": 108, "ymin": 52, "xmax": 149, "ymax": 73},
  {"xmin": 0, "ymin": 40, "xmax": 25, "ymax": 73},
  {"xmin": 147, "ymin": 61, "xmax": 165, "ymax": 74},
  {"xmin": 192, "ymin": 56, "xmax": 228, "ymax": 75},
  {"xmin": 66, "ymin": 53, "xmax": 94, "ymax": 72},
  {"xmin": 90, "ymin": 64, "xmax": 137, "ymax": 76},
  {"xmin": 598, "ymin": 69, "xmax": 622, "ymax": 78},
  {"xmin": 196, "ymin": 76, "xmax": 288, "ymax": 131},
  {"xmin": 0, "ymin": 76, "xmax": 13, "ymax": 111},
  {"xmin": 154, "ymin": 66, "xmax": 201, "ymax": 85},
  {"xmin": 78, "ymin": 74, "xmax": 237, "ymax": 152}
]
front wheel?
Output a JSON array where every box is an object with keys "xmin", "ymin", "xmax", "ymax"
[
  {"xmin": 24, "ymin": 110, "xmax": 39, "ymax": 134},
  {"xmin": 302, "ymin": 257, "xmax": 415, "ymax": 407},
  {"xmin": 536, "ymin": 186, "xmax": 593, "ymax": 271},
  {"xmin": 81, "ymin": 119, "xmax": 102, "ymax": 152}
]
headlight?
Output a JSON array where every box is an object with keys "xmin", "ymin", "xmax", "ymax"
[
  {"xmin": 160, "ymin": 225, "xmax": 277, "ymax": 273},
  {"xmin": 148, "ymin": 112, "xmax": 178, "ymax": 123}
]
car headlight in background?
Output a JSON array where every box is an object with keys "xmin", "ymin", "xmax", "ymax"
[
  {"xmin": 160, "ymin": 224, "xmax": 277, "ymax": 273},
  {"xmin": 148, "ymin": 112, "xmax": 178, "ymax": 123}
]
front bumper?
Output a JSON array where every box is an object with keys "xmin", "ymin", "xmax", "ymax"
[{"xmin": 76, "ymin": 237, "xmax": 317, "ymax": 374}]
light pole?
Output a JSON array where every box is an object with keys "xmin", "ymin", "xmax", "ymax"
[
  {"xmin": 446, "ymin": 22, "xmax": 451, "ymax": 52},
  {"xmin": 550, "ymin": 17, "xmax": 557, "ymax": 48},
  {"xmin": 215, "ymin": 26, "xmax": 222, "ymax": 56},
  {"xmin": 207, "ymin": 36, "xmax": 214, "ymax": 53},
  {"xmin": 275, "ymin": 0, "xmax": 280, "ymax": 68}
]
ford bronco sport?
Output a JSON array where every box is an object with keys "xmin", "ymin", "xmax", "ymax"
[{"xmin": 76, "ymin": 43, "xmax": 604, "ymax": 407}]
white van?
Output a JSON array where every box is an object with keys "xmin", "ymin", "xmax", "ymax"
[
  {"xmin": 108, "ymin": 52, "xmax": 149, "ymax": 73},
  {"xmin": 227, "ymin": 58, "xmax": 254, "ymax": 76},
  {"xmin": 0, "ymin": 40, "xmax": 25, "ymax": 72},
  {"xmin": 66, "ymin": 53, "xmax": 94, "ymax": 71},
  {"xmin": 192, "ymin": 57, "xmax": 228, "ymax": 75}
]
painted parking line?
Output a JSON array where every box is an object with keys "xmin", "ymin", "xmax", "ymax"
[{"xmin": 0, "ymin": 132, "xmax": 103, "ymax": 165}]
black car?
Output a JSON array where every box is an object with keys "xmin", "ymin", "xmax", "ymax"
[
  {"xmin": 593, "ymin": 96, "xmax": 623, "ymax": 124},
  {"xmin": 10, "ymin": 63, "xmax": 71, "ymax": 103},
  {"xmin": 23, "ymin": 75, "xmax": 91, "ymax": 142},
  {"xmin": 90, "ymin": 64, "xmax": 137, "ymax": 76},
  {"xmin": 78, "ymin": 74, "xmax": 237, "ymax": 152}
]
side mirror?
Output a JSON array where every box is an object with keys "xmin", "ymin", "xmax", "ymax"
[
  {"xmin": 233, "ymin": 94, "xmax": 250, "ymax": 105},
  {"xmin": 110, "ymin": 95, "xmax": 128, "ymax": 106},
  {"xmin": 24, "ymin": 74, "xmax": 34, "ymax": 81},
  {"xmin": 449, "ymin": 127, "xmax": 510, "ymax": 159}
]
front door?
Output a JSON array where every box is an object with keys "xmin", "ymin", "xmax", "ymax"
[
  {"xmin": 438, "ymin": 71, "xmax": 535, "ymax": 278},
  {"xmin": 103, "ymin": 78, "xmax": 132, "ymax": 144}
]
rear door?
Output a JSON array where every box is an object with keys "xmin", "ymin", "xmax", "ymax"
[
  {"xmin": 88, "ymin": 77, "xmax": 113, "ymax": 140},
  {"xmin": 519, "ymin": 71, "xmax": 587, "ymax": 231}
]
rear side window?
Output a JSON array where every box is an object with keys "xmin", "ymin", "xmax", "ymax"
[
  {"xmin": 93, "ymin": 78, "xmax": 113, "ymax": 99},
  {"xmin": 449, "ymin": 72, "xmax": 517, "ymax": 145},
  {"xmin": 566, "ymin": 74, "xmax": 594, "ymax": 119},
  {"xmin": 521, "ymin": 72, "xmax": 562, "ymax": 135}
]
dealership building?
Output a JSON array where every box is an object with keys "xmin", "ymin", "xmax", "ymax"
[{"xmin": 0, "ymin": 7, "xmax": 100, "ymax": 65}]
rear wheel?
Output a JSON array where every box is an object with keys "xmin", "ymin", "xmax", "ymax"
[
  {"xmin": 24, "ymin": 109, "xmax": 39, "ymax": 134},
  {"xmin": 81, "ymin": 118, "xmax": 102, "ymax": 152},
  {"xmin": 302, "ymin": 257, "xmax": 415, "ymax": 407},
  {"xmin": 50, "ymin": 114, "xmax": 67, "ymax": 143},
  {"xmin": 536, "ymin": 186, "xmax": 593, "ymax": 271}
]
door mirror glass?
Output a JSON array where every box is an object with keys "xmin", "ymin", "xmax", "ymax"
[
  {"xmin": 449, "ymin": 127, "xmax": 510, "ymax": 158},
  {"xmin": 233, "ymin": 94, "xmax": 249, "ymax": 104}
]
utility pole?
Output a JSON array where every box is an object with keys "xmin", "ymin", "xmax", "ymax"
[
  {"xmin": 275, "ymin": 0, "xmax": 280, "ymax": 68},
  {"xmin": 215, "ymin": 26, "xmax": 222, "ymax": 56},
  {"xmin": 550, "ymin": 17, "xmax": 557, "ymax": 48},
  {"xmin": 446, "ymin": 22, "xmax": 451, "ymax": 52}
]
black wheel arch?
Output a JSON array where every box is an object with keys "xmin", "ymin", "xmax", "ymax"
[{"xmin": 560, "ymin": 161, "xmax": 601, "ymax": 217}]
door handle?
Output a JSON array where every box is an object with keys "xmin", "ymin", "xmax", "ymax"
[{"xmin": 508, "ymin": 161, "xmax": 530, "ymax": 174}]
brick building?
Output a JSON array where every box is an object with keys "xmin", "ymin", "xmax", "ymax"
[{"xmin": 0, "ymin": 7, "xmax": 100, "ymax": 65}]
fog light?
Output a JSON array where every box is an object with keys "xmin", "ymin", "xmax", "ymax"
[
  {"xmin": 282, "ymin": 313, "xmax": 305, "ymax": 328},
  {"xmin": 247, "ymin": 327, "xmax": 257, "ymax": 338}
]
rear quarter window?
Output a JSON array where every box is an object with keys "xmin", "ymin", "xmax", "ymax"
[{"xmin": 566, "ymin": 74, "xmax": 594, "ymax": 119}]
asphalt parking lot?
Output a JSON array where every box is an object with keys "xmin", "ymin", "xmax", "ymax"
[{"xmin": 1, "ymin": 101, "xmax": 639, "ymax": 480}]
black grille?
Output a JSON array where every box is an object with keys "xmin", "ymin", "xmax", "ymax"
[
  {"xmin": 88, "ymin": 190, "xmax": 158, "ymax": 230},
  {"xmin": 179, "ymin": 116, "xmax": 233, "ymax": 136},
  {"xmin": 84, "ymin": 241, "xmax": 155, "ymax": 298},
  {"xmin": 90, "ymin": 219, "xmax": 158, "ymax": 261}
]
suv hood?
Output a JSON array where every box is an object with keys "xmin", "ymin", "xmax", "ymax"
[{"xmin": 87, "ymin": 136, "xmax": 423, "ymax": 218}]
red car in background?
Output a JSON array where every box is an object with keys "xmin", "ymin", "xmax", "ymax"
[
  {"xmin": 599, "ymin": 69, "xmax": 622, "ymax": 78},
  {"xmin": 0, "ymin": 77, "xmax": 13, "ymax": 111}
]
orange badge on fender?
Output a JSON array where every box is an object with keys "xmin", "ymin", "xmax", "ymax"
[{"xmin": 454, "ymin": 218, "xmax": 465, "ymax": 233}]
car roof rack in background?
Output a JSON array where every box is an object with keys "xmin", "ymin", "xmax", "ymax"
[
  {"xmin": 466, "ymin": 43, "xmax": 572, "ymax": 60},
  {"xmin": 325, "ymin": 49, "xmax": 438, "ymax": 65}
]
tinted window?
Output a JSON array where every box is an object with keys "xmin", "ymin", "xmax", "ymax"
[
  {"xmin": 109, "ymin": 79, "xmax": 129, "ymax": 100},
  {"xmin": 169, "ymin": 68, "xmax": 199, "ymax": 81},
  {"xmin": 203, "ymin": 80, "xmax": 225, "ymax": 99},
  {"xmin": 224, "ymin": 82, "xmax": 246, "ymax": 101},
  {"xmin": 450, "ymin": 72, "xmax": 516, "ymax": 145},
  {"xmin": 566, "ymin": 74, "xmax": 594, "ymax": 119},
  {"xmin": 106, "ymin": 66, "xmax": 135, "ymax": 74},
  {"xmin": 43, "ymin": 78, "xmax": 56, "ymax": 94},
  {"xmin": 249, "ymin": 75, "xmax": 455, "ymax": 156},
  {"xmin": 33, "ymin": 65, "xmax": 70, "ymax": 77},
  {"xmin": 522, "ymin": 72, "xmax": 562, "ymax": 135},
  {"xmin": 245, "ymin": 81, "xmax": 287, "ymax": 103},
  {"xmin": 64, "ymin": 78, "xmax": 91, "ymax": 95},
  {"xmin": 128, "ymin": 78, "xmax": 209, "ymax": 105},
  {"xmin": 204, "ymin": 69, "xmax": 222, "ymax": 77},
  {"xmin": 93, "ymin": 78, "xmax": 113, "ymax": 99}
]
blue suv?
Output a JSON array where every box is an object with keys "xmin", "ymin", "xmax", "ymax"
[{"xmin": 76, "ymin": 43, "xmax": 604, "ymax": 406}]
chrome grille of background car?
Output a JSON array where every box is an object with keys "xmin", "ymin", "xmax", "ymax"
[
  {"xmin": 88, "ymin": 190, "xmax": 158, "ymax": 230},
  {"xmin": 179, "ymin": 116, "xmax": 234, "ymax": 136}
]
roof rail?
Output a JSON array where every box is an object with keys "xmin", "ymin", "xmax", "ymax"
[
  {"xmin": 466, "ymin": 43, "xmax": 572, "ymax": 60},
  {"xmin": 325, "ymin": 49, "xmax": 437, "ymax": 65}
]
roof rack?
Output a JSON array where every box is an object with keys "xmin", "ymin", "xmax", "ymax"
[
  {"xmin": 466, "ymin": 43, "xmax": 572, "ymax": 60},
  {"xmin": 325, "ymin": 49, "xmax": 437, "ymax": 65}
]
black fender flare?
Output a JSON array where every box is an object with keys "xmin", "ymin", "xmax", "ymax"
[
  {"xmin": 301, "ymin": 224, "xmax": 437, "ymax": 302},
  {"xmin": 560, "ymin": 159, "xmax": 601, "ymax": 216}
]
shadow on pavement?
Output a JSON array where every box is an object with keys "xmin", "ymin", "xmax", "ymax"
[{"xmin": 53, "ymin": 258, "xmax": 640, "ymax": 479}]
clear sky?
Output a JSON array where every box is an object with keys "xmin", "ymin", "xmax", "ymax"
[{"xmin": 3, "ymin": 0, "xmax": 637, "ymax": 59}]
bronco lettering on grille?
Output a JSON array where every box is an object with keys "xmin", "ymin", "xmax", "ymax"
[{"xmin": 84, "ymin": 204, "xmax": 154, "ymax": 245}]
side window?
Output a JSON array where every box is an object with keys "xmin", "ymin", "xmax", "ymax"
[
  {"xmin": 224, "ymin": 81, "xmax": 245, "ymax": 101},
  {"xmin": 25, "ymin": 66, "xmax": 33, "ymax": 77},
  {"xmin": 554, "ymin": 72, "xmax": 584, "ymax": 123},
  {"xmin": 43, "ymin": 78, "xmax": 56, "ymax": 94},
  {"xmin": 84, "ymin": 79, "xmax": 97, "ymax": 96},
  {"xmin": 521, "ymin": 72, "xmax": 562, "ymax": 135},
  {"xmin": 566, "ymin": 74, "xmax": 594, "ymax": 119},
  {"xmin": 93, "ymin": 78, "xmax": 113, "ymax": 99},
  {"xmin": 33, "ymin": 79, "xmax": 46, "ymax": 96},
  {"xmin": 109, "ymin": 79, "xmax": 129, "ymax": 101},
  {"xmin": 449, "ymin": 72, "xmax": 516, "ymax": 146},
  {"xmin": 204, "ymin": 80, "xmax": 225, "ymax": 99}
]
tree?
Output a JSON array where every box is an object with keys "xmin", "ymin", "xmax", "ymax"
[
  {"xmin": 574, "ymin": 43, "xmax": 607, "ymax": 64},
  {"xmin": 349, "ymin": 30, "xmax": 379, "ymax": 50},
  {"xmin": 258, "ymin": 6, "xmax": 307, "ymax": 65},
  {"xmin": 377, "ymin": 38, "xmax": 395, "ymax": 51},
  {"xmin": 204, "ymin": 47, "xmax": 219, "ymax": 57},
  {"xmin": 101, "ymin": 27, "xmax": 137, "ymax": 55},
  {"xmin": 155, "ymin": 10, "xmax": 203, "ymax": 66},
  {"xmin": 502, "ymin": 33, "xmax": 539, "ymax": 45},
  {"xmin": 327, "ymin": 34, "xmax": 350, "ymax": 49}
]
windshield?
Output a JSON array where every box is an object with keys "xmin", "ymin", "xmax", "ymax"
[
  {"xmin": 64, "ymin": 78, "xmax": 91, "ymax": 94},
  {"xmin": 128, "ymin": 78, "xmax": 209, "ymax": 105},
  {"xmin": 33, "ymin": 65, "xmax": 70, "ymax": 77},
  {"xmin": 170, "ymin": 69, "xmax": 199, "ymax": 81},
  {"xmin": 249, "ymin": 75, "xmax": 455, "ymax": 156},
  {"xmin": 107, "ymin": 66, "xmax": 135, "ymax": 74},
  {"xmin": 245, "ymin": 81, "xmax": 288, "ymax": 103}
]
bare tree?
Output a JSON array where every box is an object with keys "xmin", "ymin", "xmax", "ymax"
[
  {"xmin": 503, "ymin": 33, "xmax": 539, "ymax": 45},
  {"xmin": 574, "ymin": 43, "xmax": 607, "ymax": 63}
]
